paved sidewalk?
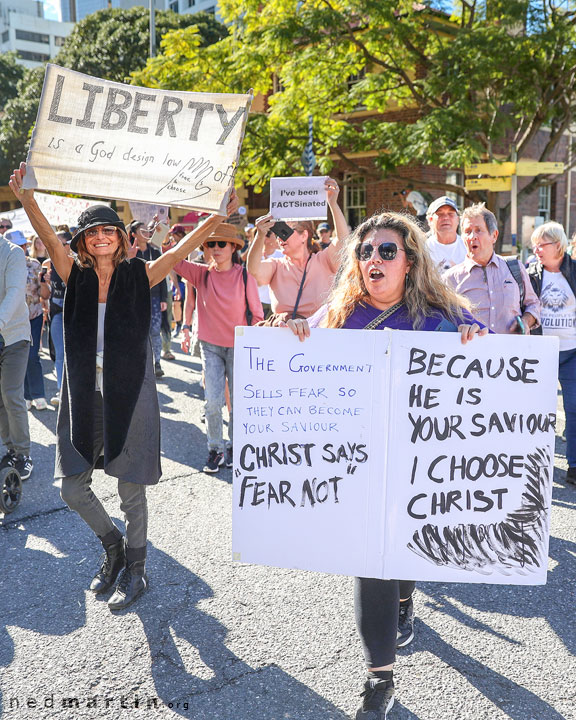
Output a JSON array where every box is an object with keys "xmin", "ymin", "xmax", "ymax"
[{"xmin": 1, "ymin": 348, "xmax": 575, "ymax": 720}]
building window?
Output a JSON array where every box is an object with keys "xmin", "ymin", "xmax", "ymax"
[
  {"xmin": 538, "ymin": 184, "xmax": 551, "ymax": 221},
  {"xmin": 2, "ymin": 30, "xmax": 9, "ymax": 43},
  {"xmin": 344, "ymin": 174, "xmax": 367, "ymax": 230},
  {"xmin": 17, "ymin": 50, "xmax": 50, "ymax": 62},
  {"xmin": 205, "ymin": 6, "xmax": 216, "ymax": 13},
  {"xmin": 54, "ymin": 36, "xmax": 66, "ymax": 46},
  {"xmin": 15, "ymin": 30, "xmax": 50, "ymax": 44},
  {"xmin": 446, "ymin": 170, "xmax": 464, "ymax": 211},
  {"xmin": 272, "ymin": 74, "xmax": 285, "ymax": 94},
  {"xmin": 188, "ymin": 0, "xmax": 195, "ymax": 5},
  {"xmin": 168, "ymin": 0, "xmax": 179, "ymax": 10}
]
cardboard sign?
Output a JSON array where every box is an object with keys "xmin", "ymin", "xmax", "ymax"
[
  {"xmin": 23, "ymin": 65, "xmax": 252, "ymax": 214},
  {"xmin": 233, "ymin": 327, "xmax": 559, "ymax": 585},
  {"xmin": 269, "ymin": 176, "xmax": 328, "ymax": 220}
]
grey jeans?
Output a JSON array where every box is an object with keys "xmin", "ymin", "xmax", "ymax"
[
  {"xmin": 60, "ymin": 392, "xmax": 148, "ymax": 556},
  {"xmin": 0, "ymin": 339, "xmax": 31, "ymax": 456},
  {"xmin": 200, "ymin": 340, "xmax": 234, "ymax": 452}
]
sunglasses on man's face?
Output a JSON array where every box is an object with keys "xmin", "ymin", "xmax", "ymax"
[
  {"xmin": 355, "ymin": 241, "xmax": 405, "ymax": 262},
  {"xmin": 206, "ymin": 240, "xmax": 229, "ymax": 248},
  {"xmin": 0, "ymin": 224, "xmax": 11, "ymax": 230}
]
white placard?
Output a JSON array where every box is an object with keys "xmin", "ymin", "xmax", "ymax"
[
  {"xmin": 269, "ymin": 176, "xmax": 328, "ymax": 220},
  {"xmin": 128, "ymin": 202, "xmax": 170, "ymax": 226},
  {"xmin": 23, "ymin": 65, "xmax": 252, "ymax": 214},
  {"xmin": 233, "ymin": 327, "xmax": 559, "ymax": 585},
  {"xmin": 2, "ymin": 193, "xmax": 110, "ymax": 235}
]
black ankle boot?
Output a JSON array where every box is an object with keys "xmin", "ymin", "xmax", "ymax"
[
  {"xmin": 90, "ymin": 538, "xmax": 125, "ymax": 594},
  {"xmin": 108, "ymin": 560, "xmax": 148, "ymax": 611}
]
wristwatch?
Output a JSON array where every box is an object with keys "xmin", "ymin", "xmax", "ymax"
[{"xmin": 182, "ymin": 324, "xmax": 191, "ymax": 331}]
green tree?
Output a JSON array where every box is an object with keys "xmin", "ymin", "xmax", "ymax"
[
  {"xmin": 133, "ymin": 0, "xmax": 576, "ymax": 228},
  {"xmin": 0, "ymin": 52, "xmax": 25, "ymax": 110},
  {"xmin": 0, "ymin": 7, "xmax": 226, "ymax": 181}
]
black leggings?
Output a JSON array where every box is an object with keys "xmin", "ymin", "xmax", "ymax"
[{"xmin": 354, "ymin": 578, "xmax": 416, "ymax": 667}]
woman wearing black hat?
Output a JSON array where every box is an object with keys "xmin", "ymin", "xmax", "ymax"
[{"xmin": 10, "ymin": 162, "xmax": 237, "ymax": 610}]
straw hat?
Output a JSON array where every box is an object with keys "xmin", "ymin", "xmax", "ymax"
[{"xmin": 204, "ymin": 223, "xmax": 244, "ymax": 248}]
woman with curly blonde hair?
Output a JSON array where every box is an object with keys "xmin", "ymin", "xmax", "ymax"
[{"xmin": 287, "ymin": 210, "xmax": 487, "ymax": 720}]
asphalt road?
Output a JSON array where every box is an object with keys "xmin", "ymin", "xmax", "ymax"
[{"xmin": 1, "ymin": 343, "xmax": 575, "ymax": 720}]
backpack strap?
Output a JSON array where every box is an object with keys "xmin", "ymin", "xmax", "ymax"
[{"xmin": 505, "ymin": 257, "xmax": 525, "ymax": 313}]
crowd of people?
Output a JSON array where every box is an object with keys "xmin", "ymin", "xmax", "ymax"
[{"xmin": 0, "ymin": 167, "xmax": 573, "ymax": 718}]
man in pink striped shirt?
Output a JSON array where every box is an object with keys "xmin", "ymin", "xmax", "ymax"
[{"xmin": 444, "ymin": 204, "xmax": 540, "ymax": 334}]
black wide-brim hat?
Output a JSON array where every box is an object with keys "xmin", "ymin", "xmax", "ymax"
[{"xmin": 70, "ymin": 204, "xmax": 127, "ymax": 252}]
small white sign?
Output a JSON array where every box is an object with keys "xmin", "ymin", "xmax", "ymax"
[{"xmin": 269, "ymin": 176, "xmax": 328, "ymax": 220}]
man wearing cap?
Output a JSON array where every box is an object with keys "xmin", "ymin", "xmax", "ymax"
[
  {"xmin": 317, "ymin": 222, "xmax": 332, "ymax": 250},
  {"xmin": 0, "ymin": 224, "xmax": 33, "ymax": 480},
  {"xmin": 425, "ymin": 196, "xmax": 467, "ymax": 273},
  {"xmin": 444, "ymin": 203, "xmax": 540, "ymax": 334}
]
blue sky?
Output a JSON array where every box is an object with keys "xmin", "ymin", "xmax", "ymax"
[{"xmin": 43, "ymin": 0, "xmax": 61, "ymax": 21}]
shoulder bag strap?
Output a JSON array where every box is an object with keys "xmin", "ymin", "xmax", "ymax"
[
  {"xmin": 363, "ymin": 301, "xmax": 404, "ymax": 330},
  {"xmin": 242, "ymin": 266, "xmax": 254, "ymax": 326},
  {"xmin": 292, "ymin": 254, "xmax": 312, "ymax": 320}
]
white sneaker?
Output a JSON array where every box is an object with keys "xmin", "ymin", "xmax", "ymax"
[
  {"xmin": 26, "ymin": 400, "xmax": 32, "ymax": 411},
  {"xmin": 32, "ymin": 398, "xmax": 48, "ymax": 410},
  {"xmin": 50, "ymin": 395, "xmax": 60, "ymax": 407}
]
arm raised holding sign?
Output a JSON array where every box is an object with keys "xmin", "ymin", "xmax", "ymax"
[
  {"xmin": 7, "ymin": 160, "xmax": 236, "ymax": 613},
  {"xmin": 284, "ymin": 209, "xmax": 487, "ymax": 716},
  {"xmin": 248, "ymin": 178, "xmax": 349, "ymax": 324}
]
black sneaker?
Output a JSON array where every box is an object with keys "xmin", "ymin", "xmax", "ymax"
[
  {"xmin": 566, "ymin": 467, "xmax": 576, "ymax": 485},
  {"xmin": 355, "ymin": 677, "xmax": 395, "ymax": 719},
  {"xmin": 154, "ymin": 362, "xmax": 164, "ymax": 378},
  {"xmin": 10, "ymin": 454, "xmax": 33, "ymax": 481},
  {"xmin": 225, "ymin": 447, "xmax": 233, "ymax": 468},
  {"xmin": 203, "ymin": 450, "xmax": 224, "ymax": 474},
  {"xmin": 396, "ymin": 596, "xmax": 414, "ymax": 648},
  {"xmin": 0, "ymin": 449, "xmax": 15, "ymax": 470}
]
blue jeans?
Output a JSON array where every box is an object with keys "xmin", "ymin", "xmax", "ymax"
[
  {"xmin": 24, "ymin": 314, "xmax": 46, "ymax": 400},
  {"xmin": 150, "ymin": 295, "xmax": 162, "ymax": 364},
  {"xmin": 200, "ymin": 340, "xmax": 234, "ymax": 452},
  {"xmin": 51, "ymin": 310, "xmax": 64, "ymax": 390},
  {"xmin": 559, "ymin": 347, "xmax": 576, "ymax": 468}
]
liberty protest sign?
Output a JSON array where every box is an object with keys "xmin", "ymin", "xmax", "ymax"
[
  {"xmin": 23, "ymin": 65, "xmax": 252, "ymax": 214},
  {"xmin": 233, "ymin": 328, "xmax": 559, "ymax": 585},
  {"xmin": 269, "ymin": 176, "xmax": 328, "ymax": 221}
]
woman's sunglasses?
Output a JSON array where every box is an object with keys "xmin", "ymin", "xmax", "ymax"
[
  {"xmin": 206, "ymin": 240, "xmax": 229, "ymax": 248},
  {"xmin": 355, "ymin": 242, "xmax": 405, "ymax": 262}
]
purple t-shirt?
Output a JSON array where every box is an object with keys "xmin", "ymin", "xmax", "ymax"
[{"xmin": 308, "ymin": 302, "xmax": 482, "ymax": 331}]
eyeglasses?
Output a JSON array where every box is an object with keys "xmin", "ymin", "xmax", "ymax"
[
  {"xmin": 0, "ymin": 224, "xmax": 11, "ymax": 230},
  {"xmin": 533, "ymin": 240, "xmax": 558, "ymax": 251},
  {"xmin": 355, "ymin": 242, "xmax": 405, "ymax": 262},
  {"xmin": 206, "ymin": 240, "xmax": 229, "ymax": 248},
  {"xmin": 85, "ymin": 226, "xmax": 118, "ymax": 239}
]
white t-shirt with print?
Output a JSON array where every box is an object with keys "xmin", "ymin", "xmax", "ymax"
[
  {"xmin": 427, "ymin": 234, "xmax": 467, "ymax": 274},
  {"xmin": 540, "ymin": 270, "xmax": 576, "ymax": 350}
]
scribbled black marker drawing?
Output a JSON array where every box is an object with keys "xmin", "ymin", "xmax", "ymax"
[{"xmin": 408, "ymin": 446, "xmax": 551, "ymax": 575}]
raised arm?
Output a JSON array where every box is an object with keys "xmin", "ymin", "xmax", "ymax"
[
  {"xmin": 9, "ymin": 163, "xmax": 74, "ymax": 284},
  {"xmin": 146, "ymin": 190, "xmax": 239, "ymax": 288},
  {"xmin": 247, "ymin": 214, "xmax": 276, "ymax": 286},
  {"xmin": 323, "ymin": 177, "xmax": 350, "ymax": 268}
]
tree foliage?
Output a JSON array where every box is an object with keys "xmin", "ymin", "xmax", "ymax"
[
  {"xmin": 132, "ymin": 0, "xmax": 576, "ymax": 212},
  {"xmin": 0, "ymin": 7, "xmax": 226, "ymax": 181},
  {"xmin": 0, "ymin": 52, "xmax": 25, "ymax": 110}
]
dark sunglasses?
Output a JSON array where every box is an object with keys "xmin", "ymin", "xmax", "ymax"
[
  {"xmin": 355, "ymin": 241, "xmax": 405, "ymax": 262},
  {"xmin": 0, "ymin": 224, "xmax": 11, "ymax": 229},
  {"xmin": 206, "ymin": 240, "xmax": 229, "ymax": 248}
]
